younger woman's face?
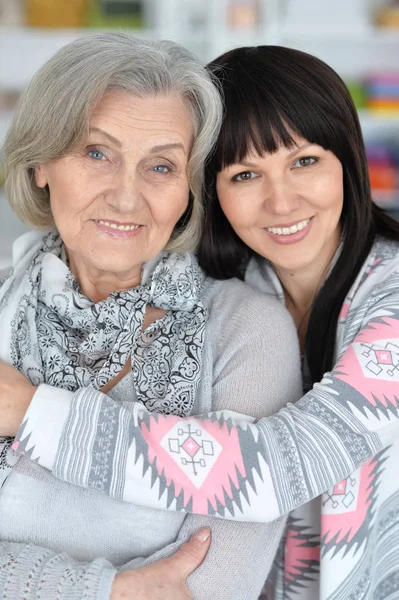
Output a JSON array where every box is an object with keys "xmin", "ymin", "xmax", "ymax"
[{"xmin": 216, "ymin": 138, "xmax": 344, "ymax": 277}]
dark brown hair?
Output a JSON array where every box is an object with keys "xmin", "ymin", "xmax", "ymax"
[{"xmin": 199, "ymin": 45, "xmax": 399, "ymax": 383}]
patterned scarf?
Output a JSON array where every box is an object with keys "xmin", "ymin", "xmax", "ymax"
[{"xmin": 0, "ymin": 230, "xmax": 207, "ymax": 416}]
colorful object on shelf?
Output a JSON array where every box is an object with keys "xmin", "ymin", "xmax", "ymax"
[
  {"xmin": 86, "ymin": 0, "xmax": 144, "ymax": 28},
  {"xmin": 26, "ymin": 0, "xmax": 89, "ymax": 27},
  {"xmin": 375, "ymin": 4, "xmax": 399, "ymax": 29},
  {"xmin": 227, "ymin": 0, "xmax": 259, "ymax": 29},
  {"xmin": 367, "ymin": 141, "xmax": 399, "ymax": 210},
  {"xmin": 25, "ymin": 0, "xmax": 144, "ymax": 29},
  {"xmin": 345, "ymin": 81, "xmax": 367, "ymax": 110},
  {"xmin": 365, "ymin": 74, "xmax": 399, "ymax": 113}
]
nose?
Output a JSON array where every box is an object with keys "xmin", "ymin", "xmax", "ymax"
[
  {"xmin": 107, "ymin": 166, "xmax": 145, "ymax": 215},
  {"xmin": 263, "ymin": 179, "xmax": 300, "ymax": 216}
]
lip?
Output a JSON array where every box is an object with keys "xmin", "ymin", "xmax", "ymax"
[
  {"xmin": 264, "ymin": 216, "xmax": 314, "ymax": 246},
  {"xmin": 94, "ymin": 219, "xmax": 143, "ymax": 239}
]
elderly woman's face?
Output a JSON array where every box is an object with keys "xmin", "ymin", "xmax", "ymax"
[{"xmin": 35, "ymin": 90, "xmax": 193, "ymax": 282}]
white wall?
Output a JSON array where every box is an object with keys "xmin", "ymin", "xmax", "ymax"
[{"xmin": 1, "ymin": 0, "xmax": 399, "ymax": 264}]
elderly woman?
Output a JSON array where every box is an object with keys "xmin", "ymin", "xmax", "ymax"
[{"xmin": 0, "ymin": 34, "xmax": 302, "ymax": 600}]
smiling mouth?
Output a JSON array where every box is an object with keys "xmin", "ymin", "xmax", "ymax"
[
  {"xmin": 266, "ymin": 218, "xmax": 312, "ymax": 236},
  {"xmin": 97, "ymin": 220, "xmax": 141, "ymax": 231}
]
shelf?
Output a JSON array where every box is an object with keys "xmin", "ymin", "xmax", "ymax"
[
  {"xmin": 359, "ymin": 110, "xmax": 399, "ymax": 138},
  {"xmin": 0, "ymin": 26, "xmax": 155, "ymax": 88},
  {"xmin": 281, "ymin": 26, "xmax": 399, "ymax": 43},
  {"xmin": 373, "ymin": 190, "xmax": 399, "ymax": 210},
  {"xmin": 0, "ymin": 26, "xmax": 206, "ymax": 89},
  {"xmin": 1, "ymin": 22, "xmax": 399, "ymax": 85}
]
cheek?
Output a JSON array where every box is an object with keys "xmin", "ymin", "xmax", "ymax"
[
  {"xmin": 217, "ymin": 182, "xmax": 254, "ymax": 228},
  {"xmin": 325, "ymin": 178, "xmax": 344, "ymax": 217},
  {"xmin": 150, "ymin": 186, "xmax": 189, "ymax": 227},
  {"xmin": 219, "ymin": 195, "xmax": 252, "ymax": 228}
]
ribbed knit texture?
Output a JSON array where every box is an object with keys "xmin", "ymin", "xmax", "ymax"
[{"xmin": 0, "ymin": 543, "xmax": 116, "ymax": 599}]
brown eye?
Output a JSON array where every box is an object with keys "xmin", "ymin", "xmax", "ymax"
[
  {"xmin": 295, "ymin": 157, "xmax": 317, "ymax": 168},
  {"xmin": 233, "ymin": 171, "xmax": 255, "ymax": 182}
]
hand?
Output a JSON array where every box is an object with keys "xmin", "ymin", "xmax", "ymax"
[
  {"xmin": 0, "ymin": 360, "xmax": 37, "ymax": 436},
  {"xmin": 110, "ymin": 527, "xmax": 211, "ymax": 600}
]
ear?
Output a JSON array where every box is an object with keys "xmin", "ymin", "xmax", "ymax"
[{"xmin": 34, "ymin": 164, "xmax": 48, "ymax": 188}]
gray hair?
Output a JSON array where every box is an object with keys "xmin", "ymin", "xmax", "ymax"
[{"xmin": 4, "ymin": 33, "xmax": 223, "ymax": 252}]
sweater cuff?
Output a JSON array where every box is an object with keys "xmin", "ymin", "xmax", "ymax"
[{"xmin": 12, "ymin": 383, "xmax": 73, "ymax": 470}]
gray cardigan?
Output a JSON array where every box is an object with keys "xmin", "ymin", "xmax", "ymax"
[{"xmin": 0, "ymin": 276, "xmax": 302, "ymax": 599}]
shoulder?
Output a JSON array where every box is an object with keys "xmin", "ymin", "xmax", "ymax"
[
  {"xmin": 202, "ymin": 277, "xmax": 298, "ymax": 350},
  {"xmin": 353, "ymin": 237, "xmax": 399, "ymax": 302},
  {"xmin": 200, "ymin": 278, "xmax": 302, "ymax": 414}
]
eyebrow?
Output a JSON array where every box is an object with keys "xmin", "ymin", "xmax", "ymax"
[
  {"xmin": 149, "ymin": 143, "xmax": 187, "ymax": 154},
  {"xmin": 287, "ymin": 143, "xmax": 315, "ymax": 158},
  {"xmin": 227, "ymin": 143, "xmax": 317, "ymax": 170},
  {"xmin": 89, "ymin": 127, "xmax": 122, "ymax": 148},
  {"xmin": 88, "ymin": 128, "xmax": 187, "ymax": 154},
  {"xmin": 238, "ymin": 160, "xmax": 260, "ymax": 168}
]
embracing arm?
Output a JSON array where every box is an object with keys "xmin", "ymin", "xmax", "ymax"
[
  {"xmin": 120, "ymin": 294, "xmax": 302, "ymax": 600},
  {"xmin": 0, "ymin": 531, "xmax": 210, "ymax": 600},
  {"xmin": 4, "ymin": 289, "xmax": 301, "ymax": 599},
  {"xmin": 0, "ymin": 542, "xmax": 116, "ymax": 600},
  {"xmin": 0, "ymin": 292, "xmax": 301, "ymax": 600},
  {"xmin": 11, "ymin": 272, "xmax": 399, "ymax": 522}
]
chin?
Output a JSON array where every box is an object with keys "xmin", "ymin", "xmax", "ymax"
[{"xmin": 269, "ymin": 252, "xmax": 316, "ymax": 273}]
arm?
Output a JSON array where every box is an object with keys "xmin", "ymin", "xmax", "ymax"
[
  {"xmin": 0, "ymin": 532, "xmax": 210, "ymax": 600},
  {"xmin": 0, "ymin": 542, "xmax": 116, "ymax": 600},
  {"xmin": 120, "ymin": 294, "xmax": 302, "ymax": 600},
  {"xmin": 12, "ymin": 272, "xmax": 399, "ymax": 521}
]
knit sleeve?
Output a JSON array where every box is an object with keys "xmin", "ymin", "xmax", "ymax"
[
  {"xmin": 117, "ymin": 293, "xmax": 301, "ymax": 599},
  {"xmin": 0, "ymin": 541, "xmax": 116, "ymax": 600},
  {"xmin": 13, "ymin": 272, "xmax": 399, "ymax": 523}
]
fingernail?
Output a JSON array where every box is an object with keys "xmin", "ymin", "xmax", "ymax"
[{"xmin": 194, "ymin": 527, "xmax": 211, "ymax": 542}]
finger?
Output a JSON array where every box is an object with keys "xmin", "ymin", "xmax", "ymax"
[{"xmin": 168, "ymin": 527, "xmax": 211, "ymax": 579}]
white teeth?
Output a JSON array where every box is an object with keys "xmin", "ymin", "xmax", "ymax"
[
  {"xmin": 98, "ymin": 220, "xmax": 140, "ymax": 231},
  {"xmin": 267, "ymin": 218, "xmax": 310, "ymax": 236}
]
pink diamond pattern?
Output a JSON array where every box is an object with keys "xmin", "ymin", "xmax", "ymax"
[
  {"xmin": 182, "ymin": 436, "xmax": 200, "ymax": 457},
  {"xmin": 161, "ymin": 419, "xmax": 223, "ymax": 488},
  {"xmin": 375, "ymin": 350, "xmax": 393, "ymax": 365},
  {"xmin": 333, "ymin": 480, "xmax": 347, "ymax": 495}
]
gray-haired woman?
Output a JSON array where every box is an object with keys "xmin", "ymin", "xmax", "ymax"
[{"xmin": 0, "ymin": 34, "xmax": 301, "ymax": 599}]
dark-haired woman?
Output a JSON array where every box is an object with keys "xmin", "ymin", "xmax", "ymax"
[{"xmin": 3, "ymin": 46, "xmax": 399, "ymax": 599}]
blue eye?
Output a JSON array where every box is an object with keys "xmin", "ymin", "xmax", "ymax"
[
  {"xmin": 294, "ymin": 157, "xmax": 317, "ymax": 168},
  {"xmin": 153, "ymin": 165, "xmax": 170, "ymax": 174},
  {"xmin": 88, "ymin": 150, "xmax": 105, "ymax": 161},
  {"xmin": 232, "ymin": 171, "xmax": 256, "ymax": 182}
]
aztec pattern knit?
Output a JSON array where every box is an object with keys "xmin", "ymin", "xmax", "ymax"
[
  {"xmin": 0, "ymin": 272, "xmax": 301, "ymax": 600},
  {"xmin": 8, "ymin": 235, "xmax": 399, "ymax": 600}
]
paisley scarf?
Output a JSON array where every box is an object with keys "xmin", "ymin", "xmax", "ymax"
[{"xmin": 0, "ymin": 230, "xmax": 207, "ymax": 416}]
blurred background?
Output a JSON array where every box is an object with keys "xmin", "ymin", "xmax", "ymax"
[{"xmin": 1, "ymin": 0, "xmax": 399, "ymax": 268}]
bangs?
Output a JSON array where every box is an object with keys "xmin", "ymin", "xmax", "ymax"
[{"xmin": 209, "ymin": 48, "xmax": 347, "ymax": 172}]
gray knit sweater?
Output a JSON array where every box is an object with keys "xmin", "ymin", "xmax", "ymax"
[{"xmin": 0, "ymin": 277, "xmax": 302, "ymax": 599}]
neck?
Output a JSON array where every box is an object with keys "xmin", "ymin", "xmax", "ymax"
[
  {"xmin": 276, "ymin": 266, "xmax": 325, "ymax": 316},
  {"xmin": 68, "ymin": 253, "xmax": 142, "ymax": 302},
  {"xmin": 274, "ymin": 233, "xmax": 340, "ymax": 350}
]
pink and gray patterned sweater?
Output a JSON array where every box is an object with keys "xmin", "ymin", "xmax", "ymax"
[{"xmin": 4, "ymin": 236, "xmax": 399, "ymax": 599}]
